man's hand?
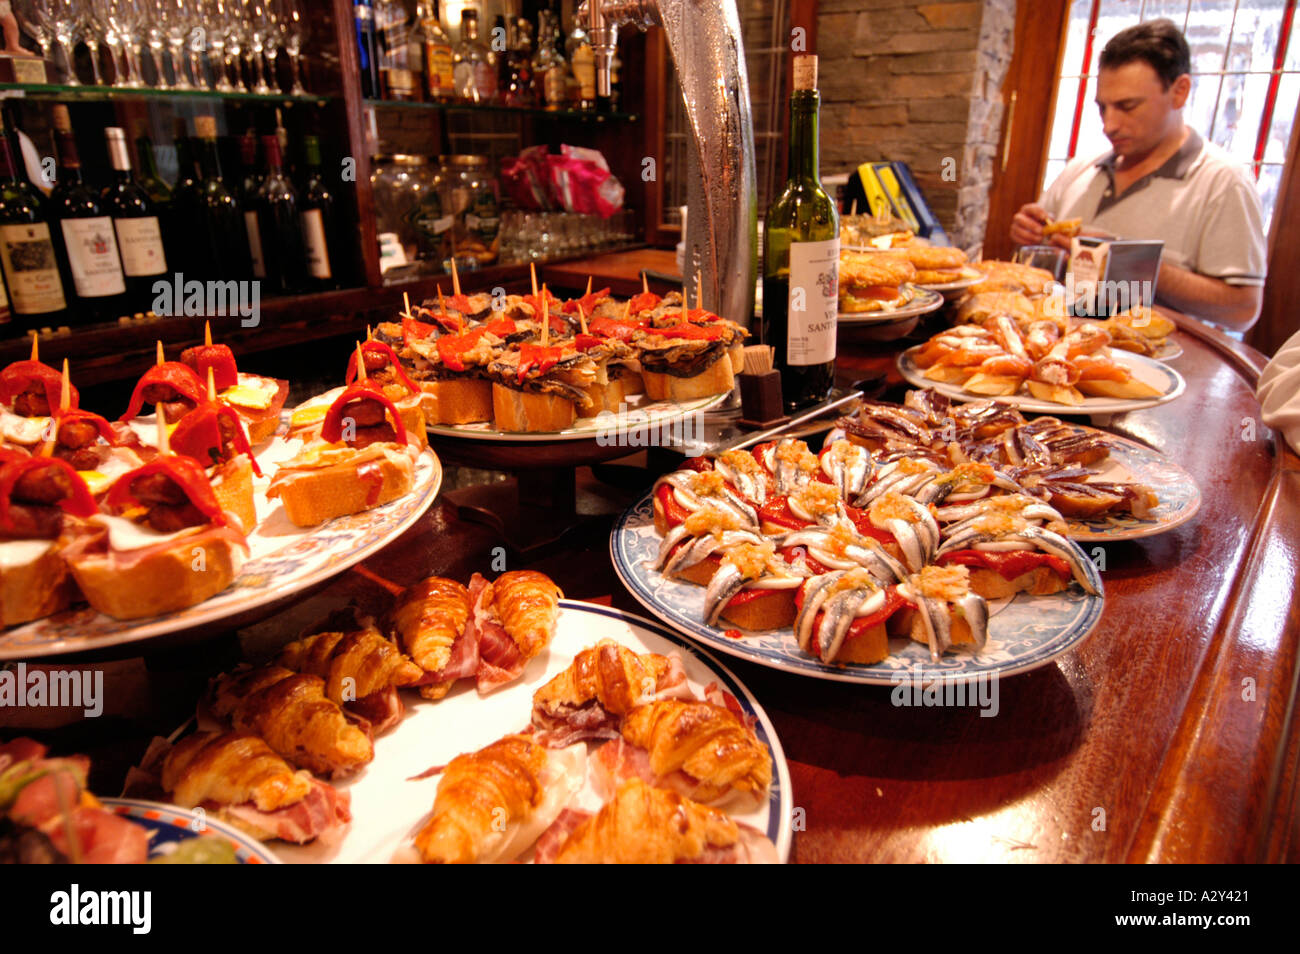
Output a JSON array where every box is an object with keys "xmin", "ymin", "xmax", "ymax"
[{"xmin": 1010, "ymin": 203, "xmax": 1048, "ymax": 247}]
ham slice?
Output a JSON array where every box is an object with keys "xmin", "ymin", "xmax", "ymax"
[
  {"xmin": 590, "ymin": 738, "xmax": 655, "ymax": 799},
  {"xmin": 532, "ymin": 701, "xmax": 623, "ymax": 748},
  {"xmin": 468, "ymin": 573, "xmax": 529, "ymax": 693},
  {"xmin": 40, "ymin": 807, "xmax": 151, "ymax": 864},
  {"xmin": 220, "ymin": 778, "xmax": 351, "ymax": 844},
  {"xmin": 348, "ymin": 686, "xmax": 404, "ymax": 735},
  {"xmin": 531, "ymin": 807, "xmax": 594, "ymax": 864}
]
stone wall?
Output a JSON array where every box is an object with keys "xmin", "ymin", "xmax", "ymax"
[{"xmin": 817, "ymin": 0, "xmax": 1016, "ymax": 251}]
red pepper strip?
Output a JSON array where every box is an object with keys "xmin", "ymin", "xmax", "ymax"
[
  {"xmin": 119, "ymin": 363, "xmax": 207, "ymax": 422},
  {"xmin": 320, "ymin": 384, "xmax": 408, "ymax": 446},
  {"xmin": 345, "ymin": 340, "xmax": 421, "ymax": 396},
  {"xmin": 588, "ymin": 316, "xmax": 642, "ymax": 342},
  {"xmin": 402, "ymin": 315, "xmax": 440, "ymax": 346},
  {"xmin": 105, "ymin": 455, "xmax": 228, "ymax": 526},
  {"xmin": 0, "ymin": 457, "xmax": 98, "ymax": 529},
  {"xmin": 179, "ymin": 344, "xmax": 239, "ymax": 390},
  {"xmin": 686, "ymin": 308, "xmax": 716, "ymax": 323},
  {"xmin": 53, "ymin": 409, "xmax": 119, "ymax": 446},
  {"xmin": 573, "ymin": 333, "xmax": 605, "ymax": 352},
  {"xmin": 561, "ymin": 286, "xmax": 611, "ymax": 315},
  {"xmin": 483, "ymin": 316, "xmax": 517, "ymax": 338},
  {"xmin": 626, "ymin": 291, "xmax": 661, "ymax": 314},
  {"xmin": 937, "ymin": 548, "xmax": 1071, "ymax": 581},
  {"xmin": 649, "ymin": 322, "xmax": 727, "ymax": 341},
  {"xmin": 0, "ymin": 361, "xmax": 79, "ymax": 412},
  {"xmin": 169, "ymin": 403, "xmax": 262, "ymax": 477},
  {"xmin": 516, "ymin": 344, "xmax": 562, "ymax": 384},
  {"xmin": 446, "ymin": 293, "xmax": 474, "ymax": 316},
  {"xmin": 437, "ymin": 329, "xmax": 487, "ymax": 372}
]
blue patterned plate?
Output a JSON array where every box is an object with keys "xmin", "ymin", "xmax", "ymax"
[
  {"xmin": 0, "ymin": 445, "xmax": 443, "ymax": 660},
  {"xmin": 611, "ymin": 494, "xmax": 1106, "ymax": 685},
  {"xmin": 100, "ymin": 798, "xmax": 281, "ymax": 864},
  {"xmin": 1064, "ymin": 431, "xmax": 1201, "ymax": 541}
]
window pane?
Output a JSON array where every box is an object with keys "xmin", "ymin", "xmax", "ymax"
[
  {"xmin": 1043, "ymin": 159, "xmax": 1069, "ymax": 195},
  {"xmin": 1256, "ymin": 162, "xmax": 1282, "ymax": 231},
  {"xmin": 1050, "ymin": 77, "xmax": 1082, "ymax": 159},
  {"xmin": 1095, "ymin": 0, "xmax": 1149, "ymax": 74},
  {"xmin": 1077, "ymin": 75, "xmax": 1111, "ymax": 158},
  {"xmin": 1140, "ymin": 0, "xmax": 1191, "ymax": 32},
  {"xmin": 1265, "ymin": 71, "xmax": 1300, "ymax": 163},
  {"xmin": 1226, "ymin": 0, "xmax": 1288, "ymax": 72},
  {"xmin": 1186, "ymin": 0, "xmax": 1236, "ymax": 74},
  {"xmin": 1062, "ymin": 0, "xmax": 1099, "ymax": 77},
  {"xmin": 1287, "ymin": 11, "xmax": 1300, "ymax": 70},
  {"xmin": 1185, "ymin": 72, "xmax": 1223, "ymax": 141},
  {"xmin": 1213, "ymin": 71, "xmax": 1270, "ymax": 160}
]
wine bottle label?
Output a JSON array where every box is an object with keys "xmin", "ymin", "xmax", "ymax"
[
  {"xmin": 114, "ymin": 217, "xmax": 168, "ymax": 276},
  {"xmin": 60, "ymin": 217, "xmax": 127, "ymax": 298},
  {"xmin": 245, "ymin": 211, "xmax": 267, "ymax": 279},
  {"xmin": 0, "ymin": 223, "xmax": 67, "ymax": 314},
  {"xmin": 786, "ymin": 238, "xmax": 839, "ymax": 366},
  {"xmin": 300, "ymin": 209, "xmax": 332, "ymax": 279}
]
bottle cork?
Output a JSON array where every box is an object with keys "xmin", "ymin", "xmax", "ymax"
[
  {"xmin": 194, "ymin": 115, "xmax": 218, "ymax": 139},
  {"xmin": 793, "ymin": 55, "xmax": 818, "ymax": 91},
  {"xmin": 51, "ymin": 105, "xmax": 72, "ymax": 133}
]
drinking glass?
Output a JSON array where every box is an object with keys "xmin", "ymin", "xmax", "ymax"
[
  {"xmin": 49, "ymin": 0, "xmax": 82, "ymax": 84},
  {"xmin": 200, "ymin": 0, "xmax": 230, "ymax": 90},
  {"xmin": 281, "ymin": 0, "xmax": 304, "ymax": 94},
  {"xmin": 243, "ymin": 0, "xmax": 270, "ymax": 95},
  {"xmin": 185, "ymin": 1, "xmax": 211, "ymax": 89},
  {"xmin": 1014, "ymin": 244, "xmax": 1068, "ymax": 283},
  {"xmin": 15, "ymin": 0, "xmax": 56, "ymax": 64},
  {"xmin": 76, "ymin": 0, "xmax": 107, "ymax": 84},
  {"xmin": 103, "ymin": 0, "xmax": 146, "ymax": 86}
]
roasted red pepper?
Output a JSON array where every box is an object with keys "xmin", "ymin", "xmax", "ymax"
[
  {"xmin": 515, "ymin": 343, "xmax": 562, "ymax": 383},
  {"xmin": 53, "ymin": 409, "xmax": 118, "ymax": 446},
  {"xmin": 402, "ymin": 314, "xmax": 441, "ymax": 346},
  {"xmin": 647, "ymin": 322, "xmax": 727, "ymax": 341},
  {"xmin": 561, "ymin": 286, "xmax": 611, "ymax": 316},
  {"xmin": 320, "ymin": 384, "xmax": 408, "ymax": 446},
  {"xmin": 937, "ymin": 548, "xmax": 1071, "ymax": 581},
  {"xmin": 436, "ymin": 329, "xmax": 488, "ymax": 372},
  {"xmin": 0, "ymin": 456, "xmax": 98, "ymax": 531},
  {"xmin": 105, "ymin": 455, "xmax": 228, "ymax": 526},
  {"xmin": 483, "ymin": 316, "xmax": 517, "ymax": 338},
  {"xmin": 169, "ymin": 403, "xmax": 262, "ymax": 476},
  {"xmin": 345, "ymin": 341, "xmax": 420, "ymax": 395},
  {"xmin": 179, "ymin": 344, "xmax": 239, "ymax": 390},
  {"xmin": 626, "ymin": 291, "xmax": 661, "ymax": 314},
  {"xmin": 119, "ymin": 364, "xmax": 208, "ymax": 422},
  {"xmin": 588, "ymin": 316, "xmax": 643, "ymax": 342},
  {"xmin": 0, "ymin": 361, "xmax": 78, "ymax": 413}
]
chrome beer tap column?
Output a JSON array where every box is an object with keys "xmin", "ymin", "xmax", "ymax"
[{"xmin": 581, "ymin": 0, "xmax": 757, "ymax": 327}]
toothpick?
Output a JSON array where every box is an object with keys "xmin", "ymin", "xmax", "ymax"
[
  {"xmin": 158, "ymin": 409, "xmax": 171, "ymax": 455},
  {"xmin": 585, "ymin": 275, "xmax": 592, "ymax": 298},
  {"xmin": 206, "ymin": 366, "xmax": 217, "ymax": 403},
  {"xmin": 60, "ymin": 360, "xmax": 71, "ymax": 413},
  {"xmin": 540, "ymin": 289, "xmax": 550, "ymax": 347},
  {"xmin": 681, "ymin": 289, "xmax": 689, "ymax": 323},
  {"xmin": 355, "ymin": 341, "xmax": 368, "ymax": 381},
  {"xmin": 451, "ymin": 257, "xmax": 461, "ymax": 298},
  {"xmin": 437, "ymin": 286, "xmax": 448, "ymax": 321},
  {"xmin": 29, "ymin": 331, "xmax": 38, "ymax": 362},
  {"xmin": 642, "ymin": 272, "xmax": 649, "ymax": 295},
  {"xmin": 204, "ymin": 321, "xmax": 212, "ymax": 347},
  {"xmin": 366, "ymin": 324, "xmax": 373, "ymax": 341},
  {"xmin": 577, "ymin": 303, "xmax": 589, "ymax": 335},
  {"xmin": 402, "ymin": 291, "xmax": 412, "ymax": 319},
  {"xmin": 850, "ymin": 198, "xmax": 857, "ymax": 217},
  {"xmin": 156, "ymin": 341, "xmax": 164, "ymax": 365},
  {"xmin": 621, "ymin": 300, "xmax": 631, "ymax": 322},
  {"xmin": 530, "ymin": 262, "xmax": 538, "ymax": 299}
]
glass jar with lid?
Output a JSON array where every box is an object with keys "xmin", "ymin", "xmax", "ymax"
[
  {"xmin": 371, "ymin": 154, "xmax": 451, "ymax": 279},
  {"xmin": 444, "ymin": 154, "xmax": 500, "ymax": 269}
]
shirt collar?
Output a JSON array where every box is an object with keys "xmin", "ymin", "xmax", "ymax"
[{"xmin": 1093, "ymin": 128, "xmax": 1203, "ymax": 179}]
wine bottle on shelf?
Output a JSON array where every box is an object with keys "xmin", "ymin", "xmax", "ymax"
[
  {"xmin": 299, "ymin": 135, "xmax": 339, "ymax": 290},
  {"xmin": 354, "ymin": 0, "xmax": 381, "ymax": 99},
  {"xmin": 103, "ymin": 126, "xmax": 169, "ymax": 313},
  {"xmin": 502, "ymin": 16, "xmax": 536, "ymax": 108},
  {"xmin": 193, "ymin": 115, "xmax": 252, "ymax": 284},
  {"xmin": 419, "ymin": 0, "xmax": 455, "ymax": 103},
  {"xmin": 533, "ymin": 8, "xmax": 567, "ymax": 112},
  {"xmin": 133, "ymin": 123, "xmax": 172, "ymax": 207},
  {"xmin": 0, "ymin": 121, "xmax": 69, "ymax": 329},
  {"xmin": 760, "ymin": 55, "xmax": 839, "ymax": 412},
  {"xmin": 453, "ymin": 9, "xmax": 494, "ymax": 103},
  {"xmin": 168, "ymin": 121, "xmax": 205, "ymax": 279},
  {"xmin": 250, "ymin": 134, "xmax": 304, "ymax": 294},
  {"xmin": 567, "ymin": 13, "xmax": 595, "ymax": 111},
  {"xmin": 376, "ymin": 0, "xmax": 416, "ymax": 101},
  {"xmin": 238, "ymin": 129, "xmax": 260, "ymax": 205},
  {"xmin": 48, "ymin": 105, "xmax": 130, "ymax": 324}
]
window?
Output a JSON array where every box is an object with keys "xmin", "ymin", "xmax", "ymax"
[{"xmin": 1044, "ymin": 0, "xmax": 1298, "ymax": 228}]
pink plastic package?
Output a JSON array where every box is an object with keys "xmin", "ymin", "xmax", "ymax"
[
  {"xmin": 547, "ymin": 145, "xmax": 625, "ymax": 217},
  {"xmin": 500, "ymin": 145, "xmax": 553, "ymax": 211}
]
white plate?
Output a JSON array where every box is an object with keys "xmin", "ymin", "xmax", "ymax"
[
  {"xmin": 917, "ymin": 266, "xmax": 985, "ymax": 295},
  {"xmin": 838, "ymin": 286, "xmax": 945, "ymax": 326},
  {"xmin": 896, "ymin": 347, "xmax": 1186, "ymax": 415},
  {"xmin": 427, "ymin": 392, "xmax": 730, "ymax": 442},
  {"xmin": 0, "ymin": 437, "xmax": 443, "ymax": 660},
  {"xmin": 272, "ymin": 601, "xmax": 793, "ymax": 864},
  {"xmin": 611, "ymin": 495, "xmax": 1105, "ymax": 685}
]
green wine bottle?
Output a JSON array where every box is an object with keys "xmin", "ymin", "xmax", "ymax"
[{"xmin": 760, "ymin": 54, "xmax": 839, "ymax": 411}]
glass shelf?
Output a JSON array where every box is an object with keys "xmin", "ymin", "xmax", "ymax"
[
  {"xmin": 0, "ymin": 82, "xmax": 333, "ymax": 106},
  {"xmin": 363, "ymin": 97, "xmax": 637, "ymax": 123}
]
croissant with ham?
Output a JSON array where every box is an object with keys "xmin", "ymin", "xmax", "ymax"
[
  {"xmin": 207, "ymin": 666, "xmax": 374, "ymax": 779},
  {"xmin": 595, "ymin": 698, "xmax": 772, "ymax": 808},
  {"xmin": 552, "ymin": 779, "xmax": 776, "ymax": 864},
  {"xmin": 277, "ymin": 627, "xmax": 423, "ymax": 733},
  {"xmin": 160, "ymin": 731, "xmax": 351, "ymax": 844},
  {"xmin": 390, "ymin": 576, "xmax": 476, "ymax": 700},
  {"xmin": 531, "ymin": 639, "xmax": 690, "ymax": 746},
  {"xmin": 468, "ymin": 570, "xmax": 562, "ymax": 693},
  {"xmin": 413, "ymin": 734, "xmax": 585, "ymax": 864}
]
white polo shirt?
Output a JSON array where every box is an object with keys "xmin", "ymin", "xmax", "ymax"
[{"xmin": 1041, "ymin": 129, "xmax": 1267, "ymax": 288}]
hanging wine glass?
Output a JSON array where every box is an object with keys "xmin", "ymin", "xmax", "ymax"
[
  {"xmin": 48, "ymin": 0, "xmax": 82, "ymax": 85},
  {"xmin": 281, "ymin": 0, "xmax": 304, "ymax": 95},
  {"xmin": 200, "ymin": 0, "xmax": 230, "ymax": 91},
  {"xmin": 244, "ymin": 0, "xmax": 270, "ymax": 95},
  {"xmin": 14, "ymin": 0, "xmax": 56, "ymax": 69},
  {"xmin": 75, "ymin": 0, "xmax": 107, "ymax": 85},
  {"xmin": 144, "ymin": 0, "xmax": 168, "ymax": 86},
  {"xmin": 155, "ymin": 0, "xmax": 191, "ymax": 89},
  {"xmin": 185, "ymin": 1, "xmax": 212, "ymax": 89}
]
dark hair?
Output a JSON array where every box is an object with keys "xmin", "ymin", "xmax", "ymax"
[{"xmin": 1099, "ymin": 19, "xmax": 1191, "ymax": 89}]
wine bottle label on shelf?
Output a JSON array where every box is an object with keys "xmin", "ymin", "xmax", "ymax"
[
  {"xmin": 0, "ymin": 223, "xmax": 67, "ymax": 314},
  {"xmin": 60, "ymin": 217, "xmax": 127, "ymax": 298},
  {"xmin": 786, "ymin": 238, "xmax": 839, "ymax": 366},
  {"xmin": 300, "ymin": 209, "xmax": 333, "ymax": 279},
  {"xmin": 245, "ymin": 211, "xmax": 267, "ymax": 279},
  {"xmin": 114, "ymin": 217, "xmax": 168, "ymax": 276}
]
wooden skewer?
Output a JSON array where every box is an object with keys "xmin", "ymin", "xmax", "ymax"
[
  {"xmin": 29, "ymin": 331, "xmax": 38, "ymax": 362},
  {"xmin": 437, "ymin": 286, "xmax": 448, "ymax": 323},
  {"xmin": 60, "ymin": 360, "xmax": 71, "ymax": 413},
  {"xmin": 204, "ymin": 321, "xmax": 212, "ymax": 347},
  {"xmin": 206, "ymin": 366, "xmax": 218, "ymax": 403},
  {"xmin": 540, "ymin": 288, "xmax": 550, "ymax": 347},
  {"xmin": 642, "ymin": 272, "xmax": 649, "ymax": 295},
  {"xmin": 355, "ymin": 341, "xmax": 368, "ymax": 381},
  {"xmin": 402, "ymin": 291, "xmax": 413, "ymax": 320},
  {"xmin": 850, "ymin": 198, "xmax": 857, "ymax": 217},
  {"xmin": 621, "ymin": 300, "xmax": 631, "ymax": 322},
  {"xmin": 450, "ymin": 257, "xmax": 461, "ymax": 298},
  {"xmin": 156, "ymin": 341, "xmax": 164, "ymax": 365},
  {"xmin": 366, "ymin": 324, "xmax": 373, "ymax": 341},
  {"xmin": 530, "ymin": 262, "xmax": 539, "ymax": 299},
  {"xmin": 681, "ymin": 288, "xmax": 689, "ymax": 323},
  {"xmin": 585, "ymin": 275, "xmax": 592, "ymax": 298},
  {"xmin": 576, "ymin": 303, "xmax": 589, "ymax": 335},
  {"xmin": 157, "ymin": 406, "xmax": 171, "ymax": 456}
]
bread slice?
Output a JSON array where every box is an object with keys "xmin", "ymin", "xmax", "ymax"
[
  {"xmin": 832, "ymin": 621, "xmax": 890, "ymax": 664},
  {"xmin": 491, "ymin": 383, "xmax": 576, "ymax": 433},
  {"xmin": 641, "ymin": 358, "xmax": 734, "ymax": 402},
  {"xmin": 577, "ymin": 375, "xmax": 626, "ymax": 419},
  {"xmin": 718, "ymin": 588, "xmax": 797, "ymax": 631},
  {"xmin": 419, "ymin": 377, "xmax": 493, "ymax": 425},
  {"xmin": 0, "ymin": 540, "xmax": 77, "ymax": 626},
  {"xmin": 210, "ymin": 455, "xmax": 256, "ymax": 536},
  {"xmin": 68, "ymin": 533, "xmax": 244, "ymax": 620},
  {"xmin": 269, "ymin": 449, "xmax": 415, "ymax": 527},
  {"xmin": 965, "ymin": 565, "xmax": 1069, "ymax": 600}
]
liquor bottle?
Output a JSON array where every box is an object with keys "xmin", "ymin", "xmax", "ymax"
[
  {"xmin": 251, "ymin": 134, "xmax": 305, "ymax": 294},
  {"xmin": 0, "ymin": 121, "xmax": 68, "ymax": 329},
  {"xmin": 566, "ymin": 14, "xmax": 595, "ymax": 111},
  {"xmin": 419, "ymin": 0, "xmax": 455, "ymax": 102},
  {"xmin": 299, "ymin": 135, "xmax": 339, "ymax": 290},
  {"xmin": 238, "ymin": 130, "xmax": 260, "ymax": 205},
  {"xmin": 532, "ymin": 9, "xmax": 567, "ymax": 111},
  {"xmin": 502, "ymin": 16, "xmax": 536, "ymax": 108},
  {"xmin": 103, "ymin": 127, "xmax": 169, "ymax": 312},
  {"xmin": 354, "ymin": 0, "xmax": 380, "ymax": 98},
  {"xmin": 168, "ymin": 120, "xmax": 204, "ymax": 278},
  {"xmin": 376, "ymin": 0, "xmax": 415, "ymax": 101},
  {"xmin": 48, "ymin": 106, "xmax": 129, "ymax": 324},
  {"xmin": 193, "ymin": 115, "xmax": 252, "ymax": 284},
  {"xmin": 453, "ymin": 9, "xmax": 494, "ymax": 103},
  {"xmin": 133, "ymin": 123, "xmax": 172, "ymax": 207},
  {"xmin": 760, "ymin": 55, "xmax": 839, "ymax": 411},
  {"xmin": 494, "ymin": 14, "xmax": 511, "ymax": 99}
]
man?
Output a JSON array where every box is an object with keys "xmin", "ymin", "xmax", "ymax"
[{"xmin": 1011, "ymin": 19, "xmax": 1267, "ymax": 331}]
